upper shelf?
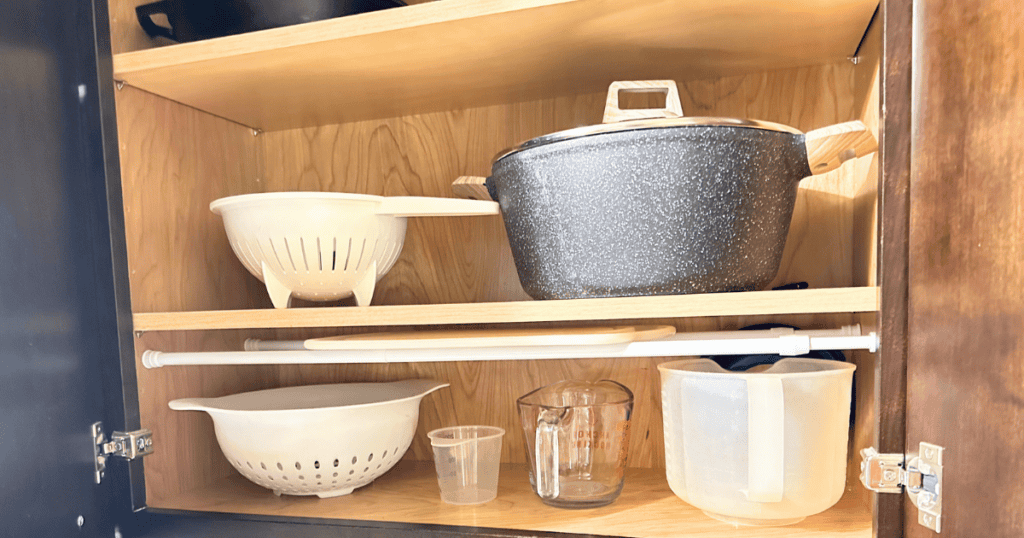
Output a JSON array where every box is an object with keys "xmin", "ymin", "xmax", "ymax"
[
  {"xmin": 112, "ymin": 0, "xmax": 879, "ymax": 131},
  {"xmin": 132, "ymin": 287, "xmax": 879, "ymax": 331}
]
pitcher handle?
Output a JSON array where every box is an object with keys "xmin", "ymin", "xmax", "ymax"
[
  {"xmin": 745, "ymin": 376, "xmax": 785, "ymax": 502},
  {"xmin": 535, "ymin": 410, "xmax": 561, "ymax": 500}
]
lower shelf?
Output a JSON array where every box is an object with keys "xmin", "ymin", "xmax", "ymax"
[{"xmin": 150, "ymin": 461, "xmax": 872, "ymax": 538}]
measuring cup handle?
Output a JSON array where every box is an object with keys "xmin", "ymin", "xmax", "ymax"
[
  {"xmin": 746, "ymin": 377, "xmax": 785, "ymax": 502},
  {"xmin": 535, "ymin": 411, "xmax": 560, "ymax": 500}
]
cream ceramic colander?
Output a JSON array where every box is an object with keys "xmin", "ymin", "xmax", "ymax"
[{"xmin": 169, "ymin": 379, "xmax": 449, "ymax": 498}]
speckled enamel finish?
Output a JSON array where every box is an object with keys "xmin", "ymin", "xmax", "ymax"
[{"xmin": 488, "ymin": 126, "xmax": 813, "ymax": 300}]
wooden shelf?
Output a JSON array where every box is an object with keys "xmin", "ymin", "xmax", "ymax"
[
  {"xmin": 112, "ymin": 0, "xmax": 878, "ymax": 131},
  {"xmin": 132, "ymin": 287, "xmax": 879, "ymax": 331},
  {"xmin": 151, "ymin": 461, "xmax": 871, "ymax": 538}
]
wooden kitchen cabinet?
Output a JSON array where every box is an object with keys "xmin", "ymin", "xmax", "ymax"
[
  {"xmin": 97, "ymin": 0, "xmax": 901, "ymax": 536},
  {"xmin": 103, "ymin": 0, "xmax": 890, "ymax": 536}
]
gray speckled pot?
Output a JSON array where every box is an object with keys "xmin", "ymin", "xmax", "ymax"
[{"xmin": 483, "ymin": 126, "xmax": 814, "ymax": 300}]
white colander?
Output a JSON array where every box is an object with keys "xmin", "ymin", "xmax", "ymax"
[
  {"xmin": 168, "ymin": 379, "xmax": 449, "ymax": 498},
  {"xmin": 210, "ymin": 192, "xmax": 498, "ymax": 308}
]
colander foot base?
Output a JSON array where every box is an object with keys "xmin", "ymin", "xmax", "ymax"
[
  {"xmin": 315, "ymin": 486, "xmax": 357, "ymax": 498},
  {"xmin": 351, "ymin": 260, "xmax": 377, "ymax": 306},
  {"xmin": 262, "ymin": 262, "xmax": 293, "ymax": 309}
]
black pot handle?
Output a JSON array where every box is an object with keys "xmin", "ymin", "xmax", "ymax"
[
  {"xmin": 136, "ymin": 0, "xmax": 176, "ymax": 41},
  {"xmin": 451, "ymin": 176, "xmax": 496, "ymax": 202}
]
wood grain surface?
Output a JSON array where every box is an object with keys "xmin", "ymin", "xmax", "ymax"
[
  {"xmin": 876, "ymin": 0, "xmax": 911, "ymax": 534},
  {"xmin": 114, "ymin": 85, "xmax": 269, "ymax": 313},
  {"xmin": 259, "ymin": 62, "xmax": 866, "ymax": 309},
  {"xmin": 110, "ymin": 0, "xmax": 877, "ymax": 130},
  {"xmin": 151, "ymin": 462, "xmax": 872, "ymax": 538},
  {"xmin": 132, "ymin": 288, "xmax": 879, "ymax": 331},
  {"xmin": 906, "ymin": 0, "xmax": 1024, "ymax": 536}
]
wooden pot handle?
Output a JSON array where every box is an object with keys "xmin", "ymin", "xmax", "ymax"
[
  {"xmin": 452, "ymin": 176, "xmax": 493, "ymax": 201},
  {"xmin": 804, "ymin": 121, "xmax": 878, "ymax": 175},
  {"xmin": 603, "ymin": 80, "xmax": 684, "ymax": 124}
]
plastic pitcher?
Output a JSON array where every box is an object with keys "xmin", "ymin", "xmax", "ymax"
[
  {"xmin": 658, "ymin": 358, "xmax": 855, "ymax": 526},
  {"xmin": 516, "ymin": 380, "xmax": 633, "ymax": 508}
]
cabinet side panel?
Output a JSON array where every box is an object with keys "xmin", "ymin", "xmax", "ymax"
[{"xmin": 115, "ymin": 87, "xmax": 269, "ymax": 312}]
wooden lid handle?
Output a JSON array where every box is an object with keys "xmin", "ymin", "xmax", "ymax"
[
  {"xmin": 804, "ymin": 121, "xmax": 878, "ymax": 175},
  {"xmin": 603, "ymin": 80, "xmax": 684, "ymax": 124},
  {"xmin": 452, "ymin": 176, "xmax": 493, "ymax": 201}
]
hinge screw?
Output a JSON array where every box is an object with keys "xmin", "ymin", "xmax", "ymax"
[
  {"xmin": 925, "ymin": 447, "xmax": 935, "ymax": 460},
  {"xmin": 77, "ymin": 515, "xmax": 85, "ymax": 528},
  {"xmin": 252, "ymin": 128, "xmax": 263, "ymax": 137},
  {"xmin": 115, "ymin": 80, "xmax": 125, "ymax": 90},
  {"xmin": 883, "ymin": 469, "xmax": 897, "ymax": 482}
]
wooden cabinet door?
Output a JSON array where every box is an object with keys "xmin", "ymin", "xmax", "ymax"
[{"xmin": 906, "ymin": 0, "xmax": 1024, "ymax": 536}]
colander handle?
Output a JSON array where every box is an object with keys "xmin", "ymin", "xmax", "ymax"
[
  {"xmin": 603, "ymin": 80, "xmax": 684, "ymax": 124},
  {"xmin": 745, "ymin": 376, "xmax": 785, "ymax": 502},
  {"xmin": 376, "ymin": 196, "xmax": 498, "ymax": 217},
  {"xmin": 168, "ymin": 398, "xmax": 210, "ymax": 412}
]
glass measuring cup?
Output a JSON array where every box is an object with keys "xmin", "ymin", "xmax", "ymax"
[{"xmin": 516, "ymin": 380, "xmax": 633, "ymax": 508}]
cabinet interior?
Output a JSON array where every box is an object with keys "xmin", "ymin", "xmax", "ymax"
[{"xmin": 109, "ymin": 0, "xmax": 882, "ymax": 536}]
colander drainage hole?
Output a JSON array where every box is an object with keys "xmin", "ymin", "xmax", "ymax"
[
  {"xmin": 349, "ymin": 470, "xmax": 354, "ymax": 475},
  {"xmin": 333, "ymin": 472, "xmax": 338, "ymax": 478},
  {"xmin": 277, "ymin": 462, "xmax": 284, "ymax": 471},
  {"xmin": 282, "ymin": 476, "xmax": 288, "ymax": 481},
  {"xmin": 268, "ymin": 477, "xmax": 274, "ymax": 481},
  {"xmin": 351, "ymin": 456, "xmax": 357, "ymax": 464},
  {"xmin": 377, "ymin": 464, "xmax": 381, "ymax": 470},
  {"xmin": 363, "ymin": 467, "xmax": 369, "ymax": 473},
  {"xmin": 367, "ymin": 453, "xmax": 374, "ymax": 462},
  {"xmin": 316, "ymin": 474, "xmax": 321, "ymax": 479},
  {"xmin": 314, "ymin": 461, "xmax": 320, "ymax": 469},
  {"xmin": 298, "ymin": 475, "xmax": 304, "ymax": 480},
  {"xmin": 247, "ymin": 462, "xmax": 253, "ymax": 469},
  {"xmin": 261, "ymin": 462, "xmax": 267, "ymax": 470},
  {"xmin": 383, "ymin": 450, "xmax": 388, "ymax": 458},
  {"xmin": 333, "ymin": 459, "xmax": 339, "ymax": 467},
  {"xmin": 317, "ymin": 482, "xmax": 322, "ymax": 486},
  {"xmin": 295, "ymin": 462, "xmax": 302, "ymax": 470}
]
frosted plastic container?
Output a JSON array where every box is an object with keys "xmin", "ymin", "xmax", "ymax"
[
  {"xmin": 428, "ymin": 426, "xmax": 505, "ymax": 505},
  {"xmin": 658, "ymin": 358, "xmax": 855, "ymax": 526}
]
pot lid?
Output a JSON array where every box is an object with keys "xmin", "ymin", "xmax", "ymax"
[{"xmin": 495, "ymin": 116, "xmax": 804, "ymax": 163}]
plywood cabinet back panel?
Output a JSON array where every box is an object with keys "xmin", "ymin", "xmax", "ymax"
[{"xmin": 260, "ymin": 62, "xmax": 863, "ymax": 308}]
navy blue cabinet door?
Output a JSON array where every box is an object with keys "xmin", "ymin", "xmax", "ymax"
[{"xmin": 0, "ymin": 0, "xmax": 141, "ymax": 536}]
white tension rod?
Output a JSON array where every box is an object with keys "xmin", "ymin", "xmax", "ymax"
[{"xmin": 141, "ymin": 325, "xmax": 878, "ymax": 368}]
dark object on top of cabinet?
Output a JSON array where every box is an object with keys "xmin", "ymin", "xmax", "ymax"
[{"xmin": 136, "ymin": 0, "xmax": 406, "ymax": 43}]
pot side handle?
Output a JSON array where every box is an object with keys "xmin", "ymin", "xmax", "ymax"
[
  {"xmin": 452, "ymin": 176, "xmax": 493, "ymax": 201},
  {"xmin": 603, "ymin": 80, "xmax": 684, "ymax": 124},
  {"xmin": 804, "ymin": 121, "xmax": 878, "ymax": 175}
]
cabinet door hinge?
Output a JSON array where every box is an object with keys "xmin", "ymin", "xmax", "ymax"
[
  {"xmin": 860, "ymin": 442, "xmax": 944, "ymax": 532},
  {"xmin": 92, "ymin": 421, "xmax": 153, "ymax": 484}
]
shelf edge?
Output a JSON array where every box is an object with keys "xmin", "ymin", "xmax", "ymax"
[{"xmin": 132, "ymin": 287, "xmax": 881, "ymax": 332}]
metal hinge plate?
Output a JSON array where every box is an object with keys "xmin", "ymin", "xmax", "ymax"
[
  {"xmin": 860, "ymin": 442, "xmax": 944, "ymax": 532},
  {"xmin": 92, "ymin": 421, "xmax": 153, "ymax": 484}
]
